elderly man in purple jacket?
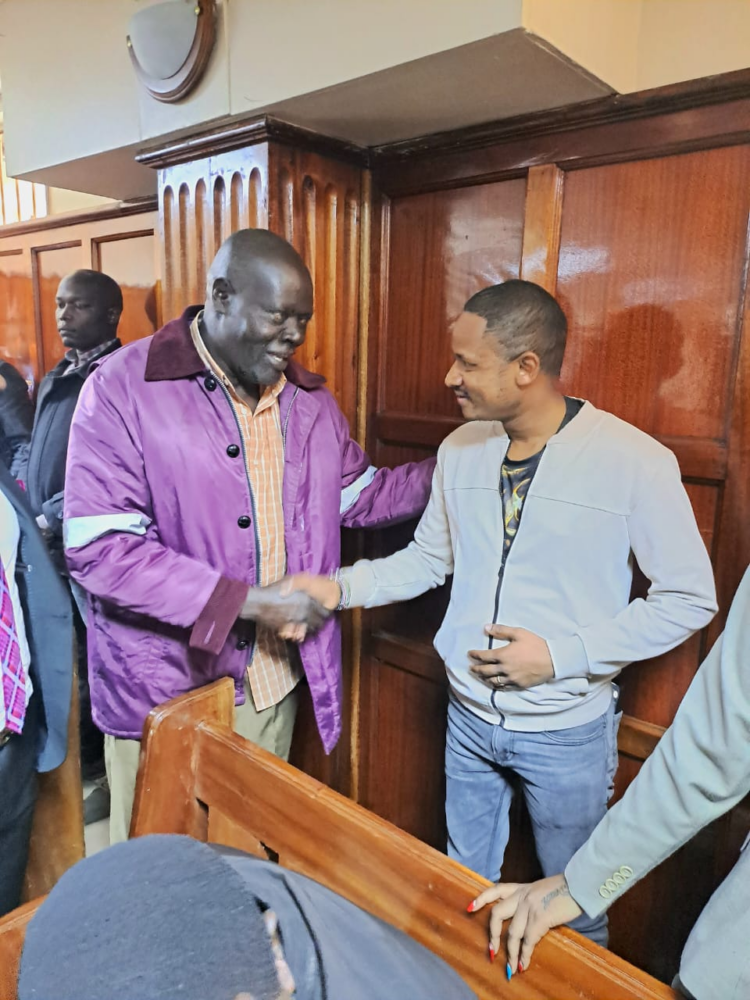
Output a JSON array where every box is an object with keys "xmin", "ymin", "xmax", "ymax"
[{"xmin": 63, "ymin": 229, "xmax": 434, "ymax": 841}]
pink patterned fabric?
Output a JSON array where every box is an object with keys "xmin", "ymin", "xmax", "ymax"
[{"xmin": 0, "ymin": 559, "xmax": 26, "ymax": 734}]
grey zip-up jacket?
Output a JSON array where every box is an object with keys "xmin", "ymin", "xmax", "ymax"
[
  {"xmin": 342, "ymin": 401, "xmax": 717, "ymax": 730},
  {"xmin": 566, "ymin": 564, "xmax": 750, "ymax": 1000}
]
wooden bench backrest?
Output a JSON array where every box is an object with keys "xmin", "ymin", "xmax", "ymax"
[
  {"xmin": 132, "ymin": 679, "xmax": 677, "ymax": 1000},
  {"xmin": 0, "ymin": 898, "xmax": 44, "ymax": 1000}
]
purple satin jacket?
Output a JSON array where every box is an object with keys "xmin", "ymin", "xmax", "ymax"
[{"xmin": 63, "ymin": 308, "xmax": 434, "ymax": 751}]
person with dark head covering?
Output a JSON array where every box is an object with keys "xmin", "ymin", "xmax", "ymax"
[{"xmin": 19, "ymin": 834, "xmax": 476, "ymax": 1000}]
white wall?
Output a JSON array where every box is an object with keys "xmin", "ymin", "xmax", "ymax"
[
  {"xmin": 46, "ymin": 188, "xmax": 116, "ymax": 216},
  {"xmin": 0, "ymin": 0, "xmax": 524, "ymax": 176},
  {"xmin": 637, "ymin": 0, "xmax": 750, "ymax": 90}
]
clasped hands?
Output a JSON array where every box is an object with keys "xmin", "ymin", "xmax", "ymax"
[{"xmin": 238, "ymin": 573, "xmax": 341, "ymax": 642}]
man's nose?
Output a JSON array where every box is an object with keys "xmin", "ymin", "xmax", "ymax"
[
  {"xmin": 283, "ymin": 318, "xmax": 306, "ymax": 345},
  {"xmin": 445, "ymin": 363, "xmax": 461, "ymax": 388}
]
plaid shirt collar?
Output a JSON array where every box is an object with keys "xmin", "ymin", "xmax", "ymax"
[{"xmin": 63, "ymin": 338, "xmax": 120, "ymax": 376}]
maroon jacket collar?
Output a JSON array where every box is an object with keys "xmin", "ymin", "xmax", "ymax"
[{"xmin": 144, "ymin": 306, "xmax": 326, "ymax": 391}]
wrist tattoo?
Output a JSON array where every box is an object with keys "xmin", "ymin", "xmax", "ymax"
[{"xmin": 541, "ymin": 879, "xmax": 571, "ymax": 911}]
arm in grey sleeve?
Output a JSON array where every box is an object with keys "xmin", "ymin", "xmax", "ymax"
[
  {"xmin": 566, "ymin": 565, "xmax": 750, "ymax": 919},
  {"xmin": 549, "ymin": 452, "xmax": 718, "ymax": 680},
  {"xmin": 340, "ymin": 449, "xmax": 454, "ymax": 608}
]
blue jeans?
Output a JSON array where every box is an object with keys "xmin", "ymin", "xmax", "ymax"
[{"xmin": 445, "ymin": 693, "xmax": 621, "ymax": 946}]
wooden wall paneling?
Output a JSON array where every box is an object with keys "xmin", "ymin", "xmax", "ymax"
[
  {"xmin": 267, "ymin": 144, "xmax": 362, "ymax": 424},
  {"xmin": 0, "ymin": 207, "xmax": 159, "ymax": 385},
  {"xmin": 557, "ymin": 147, "xmax": 750, "ymax": 445},
  {"xmin": 92, "ymin": 230, "xmax": 160, "ymax": 345},
  {"xmin": 31, "ymin": 241, "xmax": 85, "ymax": 375},
  {"xmin": 380, "ymin": 179, "xmax": 527, "ymax": 421},
  {"xmin": 374, "ymin": 91, "xmax": 750, "ymax": 198},
  {"xmin": 158, "ymin": 146, "xmax": 269, "ymax": 321},
  {"xmin": 520, "ymin": 164, "xmax": 564, "ymax": 293},
  {"xmin": 0, "ymin": 248, "xmax": 37, "ymax": 387}
]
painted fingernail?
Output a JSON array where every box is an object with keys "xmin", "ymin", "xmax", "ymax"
[
  {"xmin": 466, "ymin": 901, "xmax": 475, "ymax": 913},
  {"xmin": 518, "ymin": 961, "xmax": 524, "ymax": 973},
  {"xmin": 506, "ymin": 963, "xmax": 513, "ymax": 981},
  {"xmin": 489, "ymin": 945, "xmax": 495, "ymax": 963}
]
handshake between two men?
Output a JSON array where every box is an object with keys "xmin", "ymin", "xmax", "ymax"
[{"xmin": 238, "ymin": 573, "xmax": 556, "ymax": 691}]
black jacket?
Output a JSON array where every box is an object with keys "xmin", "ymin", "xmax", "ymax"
[
  {"xmin": 0, "ymin": 461, "xmax": 72, "ymax": 772},
  {"xmin": 0, "ymin": 360, "xmax": 33, "ymax": 479},
  {"xmin": 25, "ymin": 342, "xmax": 120, "ymax": 562}
]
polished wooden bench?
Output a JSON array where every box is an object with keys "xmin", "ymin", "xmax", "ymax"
[{"xmin": 0, "ymin": 678, "xmax": 677, "ymax": 1000}]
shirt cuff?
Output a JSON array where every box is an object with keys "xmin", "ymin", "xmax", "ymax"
[
  {"xmin": 547, "ymin": 633, "xmax": 589, "ymax": 680},
  {"xmin": 565, "ymin": 851, "xmax": 620, "ymax": 920},
  {"xmin": 190, "ymin": 576, "xmax": 248, "ymax": 655}
]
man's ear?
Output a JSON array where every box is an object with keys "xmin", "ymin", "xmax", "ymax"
[
  {"xmin": 516, "ymin": 351, "xmax": 541, "ymax": 386},
  {"xmin": 108, "ymin": 307, "xmax": 123, "ymax": 328},
  {"xmin": 211, "ymin": 276, "xmax": 233, "ymax": 316}
]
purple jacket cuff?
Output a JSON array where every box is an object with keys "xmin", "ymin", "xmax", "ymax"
[{"xmin": 190, "ymin": 576, "xmax": 248, "ymax": 655}]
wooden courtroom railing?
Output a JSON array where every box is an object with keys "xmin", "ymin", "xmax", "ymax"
[
  {"xmin": 131, "ymin": 679, "xmax": 675, "ymax": 1000},
  {"xmin": 0, "ymin": 679, "xmax": 677, "ymax": 999}
]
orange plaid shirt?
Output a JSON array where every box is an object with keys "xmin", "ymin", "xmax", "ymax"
[{"xmin": 191, "ymin": 315, "xmax": 302, "ymax": 710}]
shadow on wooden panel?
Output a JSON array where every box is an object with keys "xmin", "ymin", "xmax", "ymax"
[
  {"xmin": 94, "ymin": 232, "xmax": 160, "ymax": 344},
  {"xmin": 557, "ymin": 147, "xmax": 750, "ymax": 442}
]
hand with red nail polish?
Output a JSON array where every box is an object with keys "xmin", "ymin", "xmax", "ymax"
[{"xmin": 468, "ymin": 874, "xmax": 582, "ymax": 976}]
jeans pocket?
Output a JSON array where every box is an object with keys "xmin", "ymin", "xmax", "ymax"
[{"xmin": 544, "ymin": 713, "xmax": 607, "ymax": 746}]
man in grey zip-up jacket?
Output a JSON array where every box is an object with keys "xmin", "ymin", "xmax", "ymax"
[
  {"xmin": 470, "ymin": 563, "xmax": 750, "ymax": 999},
  {"xmin": 288, "ymin": 279, "xmax": 717, "ymax": 948}
]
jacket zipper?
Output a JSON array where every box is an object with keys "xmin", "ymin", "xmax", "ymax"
[
  {"xmin": 489, "ymin": 443, "xmax": 512, "ymax": 653},
  {"xmin": 282, "ymin": 387, "xmax": 300, "ymax": 447}
]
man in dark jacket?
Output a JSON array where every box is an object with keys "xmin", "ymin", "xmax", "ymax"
[
  {"xmin": 0, "ymin": 359, "xmax": 33, "ymax": 480},
  {"xmin": 19, "ymin": 834, "xmax": 477, "ymax": 1000},
  {"xmin": 25, "ymin": 269, "xmax": 122, "ymax": 794},
  {"xmin": 0, "ymin": 459, "xmax": 73, "ymax": 917}
]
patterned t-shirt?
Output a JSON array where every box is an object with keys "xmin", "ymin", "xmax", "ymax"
[{"xmin": 500, "ymin": 397, "xmax": 583, "ymax": 558}]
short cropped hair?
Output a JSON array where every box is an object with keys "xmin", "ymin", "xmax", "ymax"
[
  {"xmin": 64, "ymin": 269, "xmax": 124, "ymax": 314},
  {"xmin": 464, "ymin": 280, "xmax": 568, "ymax": 377}
]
